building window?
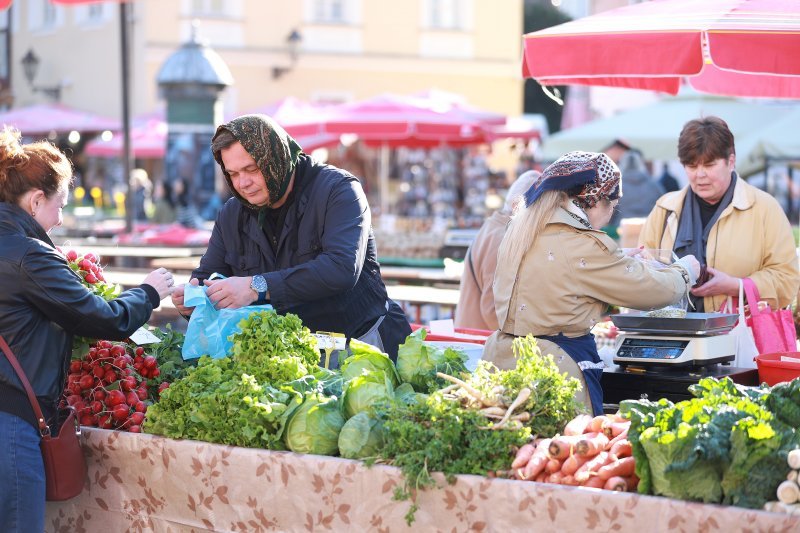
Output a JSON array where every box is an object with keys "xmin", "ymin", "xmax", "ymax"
[
  {"xmin": 28, "ymin": 0, "xmax": 63, "ymax": 32},
  {"xmin": 190, "ymin": 0, "xmax": 227, "ymax": 17},
  {"xmin": 313, "ymin": 0, "xmax": 347, "ymax": 23},
  {"xmin": 424, "ymin": 0, "xmax": 467, "ymax": 30}
]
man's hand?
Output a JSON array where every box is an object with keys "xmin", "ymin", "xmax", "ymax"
[
  {"xmin": 690, "ymin": 266, "xmax": 739, "ymax": 299},
  {"xmin": 172, "ymin": 277, "xmax": 200, "ymax": 317},
  {"xmin": 205, "ymin": 276, "xmax": 258, "ymax": 309}
]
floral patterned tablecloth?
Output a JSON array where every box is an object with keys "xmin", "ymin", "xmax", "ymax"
[{"xmin": 46, "ymin": 428, "xmax": 799, "ymax": 533}]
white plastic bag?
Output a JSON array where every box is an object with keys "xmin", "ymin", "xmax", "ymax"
[{"xmin": 721, "ymin": 279, "xmax": 759, "ymax": 368}]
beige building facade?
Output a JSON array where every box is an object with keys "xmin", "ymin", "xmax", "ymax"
[{"xmin": 10, "ymin": 0, "xmax": 525, "ymax": 120}]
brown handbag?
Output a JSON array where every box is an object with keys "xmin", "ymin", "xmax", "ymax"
[{"xmin": 0, "ymin": 335, "xmax": 87, "ymax": 501}]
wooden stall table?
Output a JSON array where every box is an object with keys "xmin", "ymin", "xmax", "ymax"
[
  {"xmin": 68, "ymin": 244, "xmax": 207, "ymax": 269},
  {"xmin": 45, "ymin": 428, "xmax": 799, "ymax": 532},
  {"xmin": 150, "ymin": 256, "xmax": 203, "ymax": 273},
  {"xmin": 386, "ymin": 284, "xmax": 460, "ymax": 323}
]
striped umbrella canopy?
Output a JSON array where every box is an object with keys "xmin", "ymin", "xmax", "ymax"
[{"xmin": 523, "ymin": 0, "xmax": 800, "ymax": 99}]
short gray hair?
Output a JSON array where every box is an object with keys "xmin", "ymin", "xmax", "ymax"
[{"xmin": 503, "ymin": 170, "xmax": 541, "ymax": 214}]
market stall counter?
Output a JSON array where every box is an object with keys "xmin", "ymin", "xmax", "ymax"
[{"xmin": 45, "ymin": 428, "xmax": 798, "ymax": 532}]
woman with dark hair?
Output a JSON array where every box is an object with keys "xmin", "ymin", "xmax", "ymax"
[
  {"xmin": 483, "ymin": 151, "xmax": 699, "ymax": 415},
  {"xmin": 0, "ymin": 128, "xmax": 174, "ymax": 531},
  {"xmin": 640, "ymin": 116, "xmax": 799, "ymax": 313}
]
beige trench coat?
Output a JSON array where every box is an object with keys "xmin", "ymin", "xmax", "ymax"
[
  {"xmin": 483, "ymin": 207, "xmax": 689, "ymax": 372},
  {"xmin": 638, "ymin": 177, "xmax": 799, "ymax": 312}
]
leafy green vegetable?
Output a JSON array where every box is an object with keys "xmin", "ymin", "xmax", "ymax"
[
  {"xmin": 145, "ymin": 324, "xmax": 197, "ymax": 386},
  {"xmin": 396, "ymin": 328, "xmax": 468, "ymax": 393},
  {"xmin": 469, "ymin": 335, "xmax": 584, "ymax": 436},
  {"xmin": 342, "ymin": 370, "xmax": 395, "ymax": 419},
  {"xmin": 338, "ymin": 411, "xmax": 385, "ymax": 459},
  {"xmin": 228, "ymin": 310, "xmax": 320, "ymax": 384},
  {"xmin": 340, "ymin": 340, "xmax": 400, "ymax": 386},
  {"xmin": 766, "ymin": 378, "xmax": 800, "ymax": 427},
  {"xmin": 378, "ymin": 392, "xmax": 530, "ymax": 525},
  {"xmin": 144, "ymin": 356, "xmax": 302, "ymax": 449},
  {"xmin": 284, "ymin": 394, "xmax": 345, "ymax": 456}
]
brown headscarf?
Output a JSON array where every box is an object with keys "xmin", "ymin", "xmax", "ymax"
[{"xmin": 212, "ymin": 114, "xmax": 303, "ymax": 209}]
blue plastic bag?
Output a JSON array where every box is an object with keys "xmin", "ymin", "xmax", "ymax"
[{"xmin": 181, "ymin": 284, "xmax": 273, "ymax": 360}]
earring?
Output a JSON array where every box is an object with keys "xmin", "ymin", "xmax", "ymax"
[{"xmin": 31, "ymin": 211, "xmax": 36, "ymax": 217}]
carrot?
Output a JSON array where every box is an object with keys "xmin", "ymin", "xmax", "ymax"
[
  {"xmin": 587, "ymin": 415, "xmax": 608, "ymax": 433},
  {"xmin": 602, "ymin": 421, "xmax": 630, "ymax": 438},
  {"xmin": 548, "ymin": 435, "xmax": 585, "ymax": 460},
  {"xmin": 563, "ymin": 414, "xmax": 594, "ymax": 436},
  {"xmin": 546, "ymin": 471, "xmax": 564, "ymax": 485},
  {"xmin": 575, "ymin": 433, "xmax": 609, "ymax": 456},
  {"xmin": 623, "ymin": 474, "xmax": 640, "ymax": 492},
  {"xmin": 607, "ymin": 412, "xmax": 628, "ymax": 423},
  {"xmin": 597, "ymin": 456, "xmax": 636, "ymax": 480},
  {"xmin": 605, "ymin": 428, "xmax": 630, "ymax": 451},
  {"xmin": 560, "ymin": 474, "xmax": 578, "ymax": 486},
  {"xmin": 603, "ymin": 476, "xmax": 628, "ymax": 492},
  {"xmin": 574, "ymin": 451, "xmax": 611, "ymax": 484},
  {"xmin": 582, "ymin": 475, "xmax": 606, "ymax": 489},
  {"xmin": 609, "ymin": 439, "xmax": 633, "ymax": 459},
  {"xmin": 534, "ymin": 471, "xmax": 548, "ymax": 483},
  {"xmin": 511, "ymin": 443, "xmax": 536, "ymax": 469},
  {"xmin": 561, "ymin": 453, "xmax": 590, "ymax": 476},
  {"xmin": 522, "ymin": 455, "xmax": 549, "ymax": 480},
  {"xmin": 545, "ymin": 458, "xmax": 562, "ymax": 474}
]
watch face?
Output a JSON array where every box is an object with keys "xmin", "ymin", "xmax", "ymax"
[{"xmin": 251, "ymin": 275, "xmax": 267, "ymax": 292}]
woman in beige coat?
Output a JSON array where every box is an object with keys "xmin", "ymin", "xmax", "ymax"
[
  {"xmin": 483, "ymin": 152, "xmax": 699, "ymax": 415},
  {"xmin": 639, "ymin": 116, "xmax": 799, "ymax": 313}
]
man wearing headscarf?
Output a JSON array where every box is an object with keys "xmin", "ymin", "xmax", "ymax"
[
  {"xmin": 171, "ymin": 114, "xmax": 411, "ymax": 360},
  {"xmin": 483, "ymin": 151, "xmax": 698, "ymax": 415}
]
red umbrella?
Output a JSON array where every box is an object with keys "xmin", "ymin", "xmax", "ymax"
[
  {"xmin": 243, "ymin": 97, "xmax": 341, "ymax": 149},
  {"xmin": 84, "ymin": 112, "xmax": 166, "ymax": 158},
  {"xmin": 522, "ymin": 0, "xmax": 800, "ymax": 99},
  {"xmin": 0, "ymin": 103, "xmax": 120, "ymax": 136}
]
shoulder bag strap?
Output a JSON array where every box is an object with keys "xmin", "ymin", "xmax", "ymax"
[{"xmin": 0, "ymin": 335, "xmax": 50, "ymax": 436}]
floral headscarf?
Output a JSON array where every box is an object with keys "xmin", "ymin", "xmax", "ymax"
[
  {"xmin": 524, "ymin": 151, "xmax": 622, "ymax": 209},
  {"xmin": 212, "ymin": 114, "xmax": 303, "ymax": 209}
]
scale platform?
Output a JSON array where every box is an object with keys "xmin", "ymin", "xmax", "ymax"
[{"xmin": 610, "ymin": 312, "xmax": 738, "ymax": 368}]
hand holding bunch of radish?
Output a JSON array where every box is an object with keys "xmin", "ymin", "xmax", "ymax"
[
  {"xmin": 764, "ymin": 449, "xmax": 800, "ymax": 515},
  {"xmin": 510, "ymin": 413, "xmax": 638, "ymax": 492}
]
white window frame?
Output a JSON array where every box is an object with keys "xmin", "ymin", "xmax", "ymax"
[
  {"xmin": 28, "ymin": 0, "xmax": 64, "ymax": 33},
  {"xmin": 305, "ymin": 0, "xmax": 360, "ymax": 25},
  {"xmin": 421, "ymin": 0, "xmax": 471, "ymax": 31}
]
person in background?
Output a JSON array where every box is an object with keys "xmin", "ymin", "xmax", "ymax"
[
  {"xmin": 171, "ymin": 114, "xmax": 411, "ymax": 360},
  {"xmin": 639, "ymin": 116, "xmax": 799, "ymax": 312},
  {"xmin": 483, "ymin": 151, "xmax": 699, "ymax": 415},
  {"xmin": 658, "ymin": 166, "xmax": 681, "ymax": 193},
  {"xmin": 601, "ymin": 138, "xmax": 632, "ymax": 165},
  {"xmin": 0, "ymin": 128, "xmax": 174, "ymax": 532},
  {"xmin": 614, "ymin": 148, "xmax": 664, "ymax": 220},
  {"xmin": 130, "ymin": 168, "xmax": 152, "ymax": 221},
  {"xmin": 454, "ymin": 170, "xmax": 540, "ymax": 330}
]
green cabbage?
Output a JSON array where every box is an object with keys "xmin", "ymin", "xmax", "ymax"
[
  {"xmin": 284, "ymin": 394, "xmax": 345, "ymax": 456},
  {"xmin": 342, "ymin": 370, "xmax": 395, "ymax": 419},
  {"xmin": 396, "ymin": 329, "xmax": 468, "ymax": 393},
  {"xmin": 340, "ymin": 340, "xmax": 399, "ymax": 386},
  {"xmin": 338, "ymin": 411, "xmax": 385, "ymax": 459}
]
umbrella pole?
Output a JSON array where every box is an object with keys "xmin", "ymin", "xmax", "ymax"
[
  {"xmin": 120, "ymin": 2, "xmax": 133, "ymax": 234},
  {"xmin": 379, "ymin": 143, "xmax": 390, "ymax": 217}
]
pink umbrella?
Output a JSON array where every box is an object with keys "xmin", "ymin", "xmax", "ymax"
[
  {"xmin": 244, "ymin": 97, "xmax": 341, "ymax": 150},
  {"xmin": 84, "ymin": 112, "xmax": 167, "ymax": 158},
  {"xmin": 523, "ymin": 0, "xmax": 800, "ymax": 99},
  {"xmin": 0, "ymin": 103, "xmax": 120, "ymax": 137}
]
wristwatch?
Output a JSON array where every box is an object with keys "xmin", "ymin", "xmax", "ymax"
[{"xmin": 250, "ymin": 275, "xmax": 268, "ymax": 304}]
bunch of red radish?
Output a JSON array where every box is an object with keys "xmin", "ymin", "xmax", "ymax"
[
  {"xmin": 510, "ymin": 412, "xmax": 637, "ymax": 492},
  {"xmin": 64, "ymin": 249, "xmax": 107, "ymax": 286},
  {"xmin": 62, "ymin": 340, "xmax": 169, "ymax": 433}
]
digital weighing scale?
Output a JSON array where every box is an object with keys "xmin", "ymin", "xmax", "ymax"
[{"xmin": 610, "ymin": 312, "xmax": 738, "ymax": 368}]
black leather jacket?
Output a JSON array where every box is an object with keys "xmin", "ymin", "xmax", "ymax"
[{"xmin": 0, "ymin": 203, "xmax": 159, "ymax": 428}]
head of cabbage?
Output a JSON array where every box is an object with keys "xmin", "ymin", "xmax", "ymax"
[
  {"xmin": 396, "ymin": 328, "xmax": 468, "ymax": 392},
  {"xmin": 340, "ymin": 339, "xmax": 399, "ymax": 386},
  {"xmin": 342, "ymin": 370, "xmax": 395, "ymax": 419},
  {"xmin": 284, "ymin": 394, "xmax": 345, "ymax": 456},
  {"xmin": 338, "ymin": 411, "xmax": 385, "ymax": 459}
]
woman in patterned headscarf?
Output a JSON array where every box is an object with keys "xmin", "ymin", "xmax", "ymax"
[
  {"xmin": 171, "ymin": 114, "xmax": 411, "ymax": 361},
  {"xmin": 483, "ymin": 151, "xmax": 700, "ymax": 415}
]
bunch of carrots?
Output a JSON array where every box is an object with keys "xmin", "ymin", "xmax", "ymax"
[{"xmin": 509, "ymin": 413, "xmax": 638, "ymax": 492}]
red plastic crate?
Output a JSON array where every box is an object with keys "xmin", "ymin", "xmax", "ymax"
[
  {"xmin": 755, "ymin": 351, "xmax": 800, "ymax": 386},
  {"xmin": 410, "ymin": 324, "xmax": 493, "ymax": 345}
]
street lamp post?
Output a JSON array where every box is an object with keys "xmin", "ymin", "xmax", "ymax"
[{"xmin": 21, "ymin": 48, "xmax": 64, "ymax": 101}]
